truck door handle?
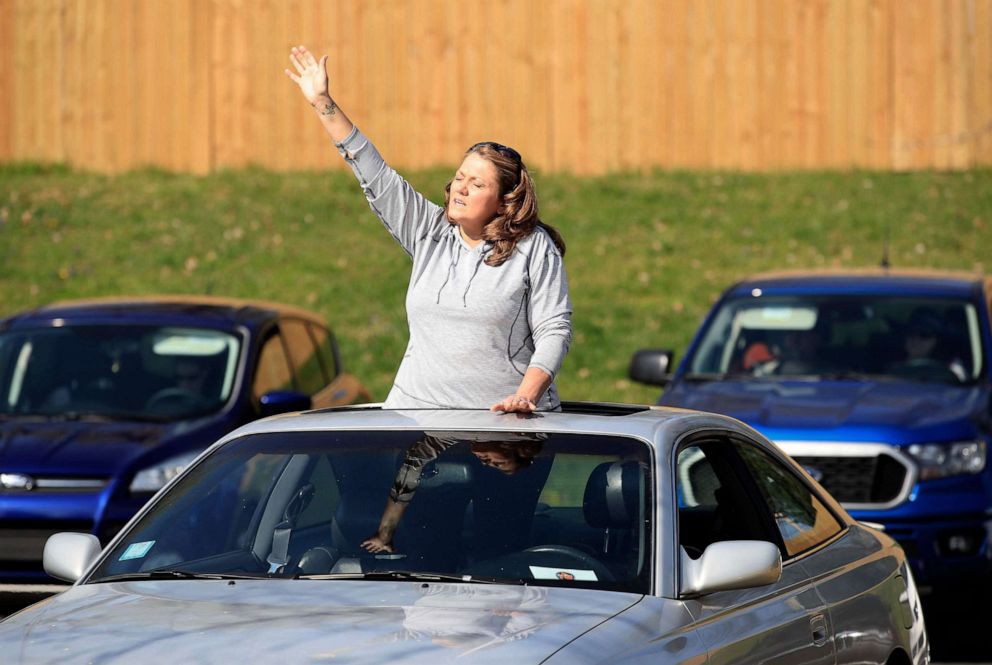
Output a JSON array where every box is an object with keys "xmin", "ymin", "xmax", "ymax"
[{"xmin": 810, "ymin": 614, "xmax": 828, "ymax": 647}]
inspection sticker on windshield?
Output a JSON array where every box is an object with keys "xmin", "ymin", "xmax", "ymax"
[
  {"xmin": 119, "ymin": 541, "xmax": 155, "ymax": 561},
  {"xmin": 529, "ymin": 566, "xmax": 597, "ymax": 582}
]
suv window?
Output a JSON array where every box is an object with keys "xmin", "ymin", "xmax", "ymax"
[
  {"xmin": 735, "ymin": 444, "xmax": 843, "ymax": 557},
  {"xmin": 280, "ymin": 320, "xmax": 326, "ymax": 395},
  {"xmin": 0, "ymin": 325, "xmax": 240, "ymax": 421},
  {"xmin": 307, "ymin": 323, "xmax": 338, "ymax": 378},
  {"xmin": 253, "ymin": 333, "xmax": 294, "ymax": 399}
]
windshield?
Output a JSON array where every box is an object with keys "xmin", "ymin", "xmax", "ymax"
[
  {"xmin": 689, "ymin": 295, "xmax": 984, "ymax": 384},
  {"xmin": 0, "ymin": 325, "xmax": 241, "ymax": 421},
  {"xmin": 91, "ymin": 430, "xmax": 653, "ymax": 593}
]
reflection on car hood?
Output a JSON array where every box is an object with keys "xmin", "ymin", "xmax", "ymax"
[
  {"xmin": 0, "ymin": 580, "xmax": 645, "ymax": 663},
  {"xmin": 0, "ymin": 420, "xmax": 170, "ymax": 476},
  {"xmin": 661, "ymin": 379, "xmax": 986, "ymax": 437}
]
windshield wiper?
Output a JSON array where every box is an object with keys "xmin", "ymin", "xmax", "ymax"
[
  {"xmin": 681, "ymin": 372, "xmax": 768, "ymax": 382},
  {"xmin": 682, "ymin": 372, "xmax": 733, "ymax": 381},
  {"xmin": 95, "ymin": 410, "xmax": 172, "ymax": 423},
  {"xmin": 296, "ymin": 570, "xmax": 504, "ymax": 585},
  {"xmin": 814, "ymin": 371, "xmax": 894, "ymax": 382},
  {"xmin": 17, "ymin": 410, "xmax": 170, "ymax": 423},
  {"xmin": 92, "ymin": 570, "xmax": 266, "ymax": 583}
]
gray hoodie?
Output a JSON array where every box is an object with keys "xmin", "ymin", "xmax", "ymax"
[{"xmin": 336, "ymin": 127, "xmax": 572, "ymax": 410}]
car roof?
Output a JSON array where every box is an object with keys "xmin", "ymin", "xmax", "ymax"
[
  {"xmin": 726, "ymin": 268, "xmax": 987, "ymax": 298},
  {"xmin": 214, "ymin": 403, "xmax": 756, "ymax": 448},
  {"xmin": 1, "ymin": 295, "xmax": 327, "ymax": 330}
]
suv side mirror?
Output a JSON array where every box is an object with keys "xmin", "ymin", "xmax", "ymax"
[
  {"xmin": 629, "ymin": 349, "xmax": 675, "ymax": 386},
  {"xmin": 679, "ymin": 540, "xmax": 782, "ymax": 597},
  {"xmin": 44, "ymin": 532, "xmax": 102, "ymax": 583},
  {"xmin": 259, "ymin": 390, "xmax": 312, "ymax": 417}
]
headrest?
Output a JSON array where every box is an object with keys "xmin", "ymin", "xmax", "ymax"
[
  {"xmin": 583, "ymin": 461, "xmax": 644, "ymax": 529},
  {"xmin": 418, "ymin": 461, "xmax": 473, "ymax": 490}
]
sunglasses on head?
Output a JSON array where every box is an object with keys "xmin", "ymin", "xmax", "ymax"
[{"xmin": 469, "ymin": 141, "xmax": 522, "ymax": 163}]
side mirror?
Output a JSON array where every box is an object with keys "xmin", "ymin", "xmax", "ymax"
[
  {"xmin": 44, "ymin": 532, "xmax": 102, "ymax": 583},
  {"xmin": 629, "ymin": 349, "xmax": 675, "ymax": 386},
  {"xmin": 680, "ymin": 540, "xmax": 782, "ymax": 597},
  {"xmin": 259, "ymin": 390, "xmax": 312, "ymax": 417}
]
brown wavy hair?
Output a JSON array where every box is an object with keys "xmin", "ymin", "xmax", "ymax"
[{"xmin": 443, "ymin": 143, "xmax": 566, "ymax": 267}]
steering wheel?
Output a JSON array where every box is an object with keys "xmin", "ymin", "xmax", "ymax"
[
  {"xmin": 145, "ymin": 387, "xmax": 204, "ymax": 412},
  {"xmin": 887, "ymin": 359, "xmax": 960, "ymax": 383},
  {"xmin": 524, "ymin": 544, "xmax": 615, "ymax": 581}
]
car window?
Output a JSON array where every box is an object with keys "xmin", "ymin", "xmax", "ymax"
[
  {"xmin": 280, "ymin": 320, "xmax": 326, "ymax": 395},
  {"xmin": 307, "ymin": 323, "xmax": 338, "ymax": 378},
  {"xmin": 90, "ymin": 431, "xmax": 653, "ymax": 594},
  {"xmin": 735, "ymin": 443, "xmax": 843, "ymax": 557},
  {"xmin": 0, "ymin": 325, "xmax": 240, "ymax": 421},
  {"xmin": 253, "ymin": 333, "xmax": 294, "ymax": 399},
  {"xmin": 676, "ymin": 439, "xmax": 778, "ymax": 559},
  {"xmin": 689, "ymin": 294, "xmax": 983, "ymax": 384}
]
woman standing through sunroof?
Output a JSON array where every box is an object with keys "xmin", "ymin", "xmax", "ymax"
[{"xmin": 285, "ymin": 46, "xmax": 571, "ymax": 413}]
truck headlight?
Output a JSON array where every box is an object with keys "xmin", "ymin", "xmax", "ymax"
[
  {"xmin": 129, "ymin": 450, "xmax": 200, "ymax": 494},
  {"xmin": 907, "ymin": 440, "xmax": 986, "ymax": 480}
]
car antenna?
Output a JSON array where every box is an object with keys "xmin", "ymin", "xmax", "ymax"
[{"xmin": 879, "ymin": 221, "xmax": 891, "ymax": 271}]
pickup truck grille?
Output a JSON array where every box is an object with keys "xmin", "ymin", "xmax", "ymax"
[{"xmin": 776, "ymin": 442, "xmax": 916, "ymax": 510}]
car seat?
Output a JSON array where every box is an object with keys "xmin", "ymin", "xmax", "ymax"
[
  {"xmin": 582, "ymin": 461, "xmax": 647, "ymax": 578},
  {"xmin": 470, "ymin": 457, "xmax": 553, "ymax": 560},
  {"xmin": 395, "ymin": 458, "xmax": 475, "ymax": 570}
]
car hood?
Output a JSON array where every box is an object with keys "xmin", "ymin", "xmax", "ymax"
[
  {"xmin": 0, "ymin": 580, "xmax": 644, "ymax": 663},
  {"xmin": 660, "ymin": 379, "xmax": 986, "ymax": 438},
  {"xmin": 0, "ymin": 420, "xmax": 172, "ymax": 476}
]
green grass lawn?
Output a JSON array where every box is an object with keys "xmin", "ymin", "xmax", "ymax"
[{"xmin": 2, "ymin": 162, "xmax": 990, "ymax": 404}]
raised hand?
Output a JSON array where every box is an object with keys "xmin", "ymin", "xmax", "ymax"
[{"xmin": 284, "ymin": 45, "xmax": 332, "ymax": 109}]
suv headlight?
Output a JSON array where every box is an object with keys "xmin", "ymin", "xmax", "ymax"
[
  {"xmin": 907, "ymin": 440, "xmax": 986, "ymax": 480},
  {"xmin": 129, "ymin": 450, "xmax": 201, "ymax": 494}
]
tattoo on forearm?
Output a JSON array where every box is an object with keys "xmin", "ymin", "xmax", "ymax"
[{"xmin": 315, "ymin": 100, "xmax": 337, "ymax": 116}]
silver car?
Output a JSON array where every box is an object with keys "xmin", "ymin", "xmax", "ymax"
[{"xmin": 0, "ymin": 404, "xmax": 929, "ymax": 664}]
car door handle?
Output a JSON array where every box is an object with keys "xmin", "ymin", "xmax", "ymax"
[{"xmin": 810, "ymin": 614, "xmax": 828, "ymax": 647}]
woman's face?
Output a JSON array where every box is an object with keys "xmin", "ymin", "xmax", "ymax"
[
  {"xmin": 472, "ymin": 449, "xmax": 521, "ymax": 474},
  {"xmin": 447, "ymin": 153, "xmax": 501, "ymax": 233}
]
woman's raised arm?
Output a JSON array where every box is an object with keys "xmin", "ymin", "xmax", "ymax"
[{"xmin": 284, "ymin": 45, "xmax": 354, "ymax": 144}]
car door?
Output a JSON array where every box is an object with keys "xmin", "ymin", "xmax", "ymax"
[
  {"xmin": 675, "ymin": 433, "xmax": 836, "ymax": 665},
  {"xmin": 735, "ymin": 443, "xmax": 920, "ymax": 665}
]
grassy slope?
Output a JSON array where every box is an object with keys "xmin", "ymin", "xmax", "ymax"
[{"xmin": 1, "ymin": 163, "xmax": 990, "ymax": 404}]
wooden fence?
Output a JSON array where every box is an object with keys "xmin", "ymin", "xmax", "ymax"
[{"xmin": 1, "ymin": 0, "xmax": 990, "ymax": 174}]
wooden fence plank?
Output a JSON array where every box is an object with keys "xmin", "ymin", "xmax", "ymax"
[
  {"xmin": 0, "ymin": 0, "xmax": 12, "ymax": 160},
  {"xmin": 975, "ymin": 0, "xmax": 992, "ymax": 163},
  {"xmin": 825, "ymin": 0, "xmax": 848, "ymax": 167},
  {"xmin": 947, "ymin": 0, "xmax": 970, "ymax": 168}
]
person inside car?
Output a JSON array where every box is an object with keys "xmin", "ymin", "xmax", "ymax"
[
  {"xmin": 361, "ymin": 432, "xmax": 544, "ymax": 554},
  {"xmin": 285, "ymin": 45, "xmax": 571, "ymax": 414},
  {"xmin": 889, "ymin": 308, "xmax": 967, "ymax": 382}
]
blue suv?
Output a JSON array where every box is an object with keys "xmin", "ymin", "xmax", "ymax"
[
  {"xmin": 0, "ymin": 296, "xmax": 371, "ymax": 583},
  {"xmin": 630, "ymin": 270, "xmax": 991, "ymax": 592}
]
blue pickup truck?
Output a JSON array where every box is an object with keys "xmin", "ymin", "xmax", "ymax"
[{"xmin": 630, "ymin": 270, "xmax": 991, "ymax": 593}]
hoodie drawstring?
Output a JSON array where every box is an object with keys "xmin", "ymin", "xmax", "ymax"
[
  {"xmin": 434, "ymin": 235, "xmax": 490, "ymax": 307},
  {"xmin": 434, "ymin": 235, "xmax": 461, "ymax": 304},
  {"xmin": 462, "ymin": 249, "xmax": 488, "ymax": 307}
]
